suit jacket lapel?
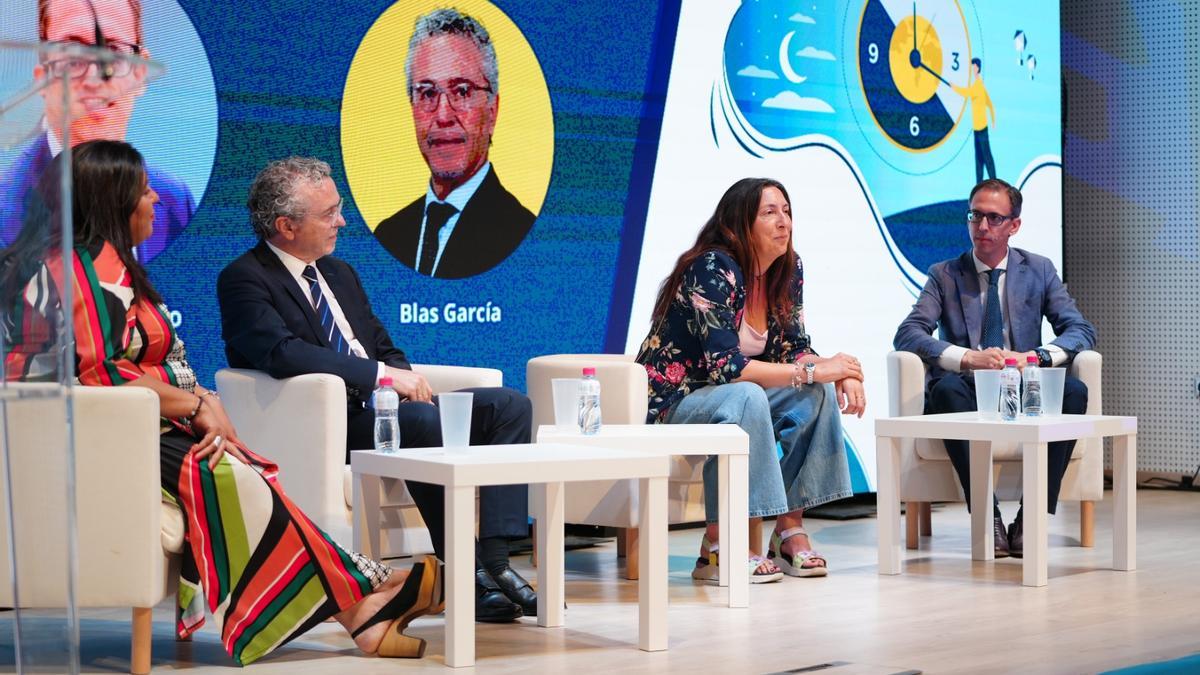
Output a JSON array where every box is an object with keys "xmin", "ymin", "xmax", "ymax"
[
  {"xmin": 956, "ymin": 251, "xmax": 983, "ymax": 349},
  {"xmin": 316, "ymin": 258, "xmax": 375, "ymax": 359},
  {"xmin": 1004, "ymin": 248, "xmax": 1029, "ymax": 350},
  {"xmin": 437, "ymin": 169, "xmax": 499, "ymax": 277},
  {"xmin": 253, "ymin": 242, "xmax": 328, "ymax": 347}
]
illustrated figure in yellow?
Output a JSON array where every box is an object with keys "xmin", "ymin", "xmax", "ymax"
[{"xmin": 952, "ymin": 57, "xmax": 997, "ymax": 183}]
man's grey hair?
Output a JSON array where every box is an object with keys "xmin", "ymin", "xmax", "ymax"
[
  {"xmin": 405, "ymin": 8, "xmax": 499, "ymax": 97},
  {"xmin": 247, "ymin": 157, "xmax": 332, "ymax": 239}
]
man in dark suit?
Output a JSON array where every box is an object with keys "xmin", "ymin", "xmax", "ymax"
[
  {"xmin": 217, "ymin": 157, "xmax": 535, "ymax": 622},
  {"xmin": 373, "ymin": 8, "xmax": 534, "ymax": 279},
  {"xmin": 0, "ymin": 0, "xmax": 193, "ymax": 262},
  {"xmin": 893, "ymin": 178, "xmax": 1096, "ymax": 558}
]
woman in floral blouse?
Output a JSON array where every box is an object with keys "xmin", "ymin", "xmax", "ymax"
[{"xmin": 636, "ymin": 178, "xmax": 865, "ymax": 581}]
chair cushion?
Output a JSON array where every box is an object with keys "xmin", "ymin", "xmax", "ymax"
[
  {"xmin": 161, "ymin": 501, "xmax": 185, "ymax": 554},
  {"xmin": 915, "ymin": 438, "xmax": 1084, "ymax": 461},
  {"xmin": 671, "ymin": 454, "xmax": 705, "ymax": 481},
  {"xmin": 343, "ymin": 466, "xmax": 419, "ymax": 509}
]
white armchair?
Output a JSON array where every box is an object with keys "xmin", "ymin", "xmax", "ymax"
[
  {"xmin": 526, "ymin": 354, "xmax": 708, "ymax": 579},
  {"xmin": 215, "ymin": 364, "xmax": 502, "ymax": 558},
  {"xmin": 886, "ymin": 350, "xmax": 1104, "ymax": 549},
  {"xmin": 0, "ymin": 385, "xmax": 183, "ymax": 675}
]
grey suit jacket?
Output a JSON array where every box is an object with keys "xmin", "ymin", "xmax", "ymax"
[{"xmin": 893, "ymin": 247, "xmax": 1096, "ymax": 380}]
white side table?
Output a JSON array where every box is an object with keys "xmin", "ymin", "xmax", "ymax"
[
  {"xmin": 875, "ymin": 412, "xmax": 1138, "ymax": 587},
  {"xmin": 536, "ymin": 423, "xmax": 751, "ymax": 607},
  {"xmin": 351, "ymin": 443, "xmax": 670, "ymax": 668}
]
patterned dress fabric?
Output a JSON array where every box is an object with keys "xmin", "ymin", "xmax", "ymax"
[
  {"xmin": 635, "ymin": 249, "xmax": 814, "ymax": 423},
  {"xmin": 4, "ymin": 241, "xmax": 390, "ymax": 665}
]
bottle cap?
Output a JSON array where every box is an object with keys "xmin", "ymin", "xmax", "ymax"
[
  {"xmin": 1026, "ymin": 355, "xmax": 1038, "ymax": 363},
  {"xmin": 582, "ymin": 367, "xmax": 596, "ymax": 376},
  {"xmin": 1004, "ymin": 358, "xmax": 1018, "ymax": 366},
  {"xmin": 379, "ymin": 376, "xmax": 393, "ymax": 386}
]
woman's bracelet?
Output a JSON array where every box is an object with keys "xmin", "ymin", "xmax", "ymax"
[
  {"xmin": 791, "ymin": 360, "xmax": 816, "ymax": 389},
  {"xmin": 184, "ymin": 395, "xmax": 204, "ymax": 425},
  {"xmin": 199, "ymin": 389, "xmax": 219, "ymax": 402}
]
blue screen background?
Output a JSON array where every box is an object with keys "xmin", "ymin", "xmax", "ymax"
[{"xmin": 135, "ymin": 0, "xmax": 680, "ymax": 391}]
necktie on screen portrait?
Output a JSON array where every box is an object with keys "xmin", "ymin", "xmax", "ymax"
[
  {"xmin": 980, "ymin": 268, "xmax": 1004, "ymax": 349},
  {"xmin": 419, "ymin": 202, "xmax": 459, "ymax": 275},
  {"xmin": 302, "ymin": 265, "xmax": 352, "ymax": 355}
]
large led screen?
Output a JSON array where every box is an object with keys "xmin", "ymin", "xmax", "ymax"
[{"xmin": 0, "ymin": 0, "xmax": 1061, "ymax": 491}]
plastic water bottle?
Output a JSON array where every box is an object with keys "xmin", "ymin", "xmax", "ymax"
[
  {"xmin": 1022, "ymin": 355, "xmax": 1042, "ymax": 417},
  {"xmin": 373, "ymin": 376, "xmax": 400, "ymax": 453},
  {"xmin": 578, "ymin": 367, "xmax": 602, "ymax": 435},
  {"xmin": 999, "ymin": 358, "xmax": 1021, "ymax": 421}
]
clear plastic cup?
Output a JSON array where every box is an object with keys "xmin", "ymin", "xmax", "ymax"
[
  {"xmin": 551, "ymin": 378, "xmax": 581, "ymax": 430},
  {"xmin": 437, "ymin": 392, "xmax": 474, "ymax": 452},
  {"xmin": 1040, "ymin": 367, "xmax": 1067, "ymax": 416},
  {"xmin": 974, "ymin": 369, "xmax": 1002, "ymax": 419}
]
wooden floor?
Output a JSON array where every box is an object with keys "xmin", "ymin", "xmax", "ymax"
[{"xmin": 6, "ymin": 489, "xmax": 1200, "ymax": 674}]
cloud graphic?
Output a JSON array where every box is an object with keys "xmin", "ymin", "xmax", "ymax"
[
  {"xmin": 789, "ymin": 12, "xmax": 816, "ymax": 24},
  {"xmin": 795, "ymin": 46, "xmax": 836, "ymax": 61},
  {"xmin": 737, "ymin": 64, "xmax": 779, "ymax": 80},
  {"xmin": 761, "ymin": 90, "xmax": 835, "ymax": 113}
]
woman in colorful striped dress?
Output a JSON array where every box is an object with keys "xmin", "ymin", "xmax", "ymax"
[{"xmin": 0, "ymin": 140, "xmax": 440, "ymax": 664}]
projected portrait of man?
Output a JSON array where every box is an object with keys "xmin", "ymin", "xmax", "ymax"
[
  {"xmin": 373, "ymin": 7, "xmax": 535, "ymax": 280},
  {"xmin": 0, "ymin": 0, "xmax": 195, "ymax": 262}
]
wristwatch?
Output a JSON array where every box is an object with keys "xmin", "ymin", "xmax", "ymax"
[
  {"xmin": 804, "ymin": 362, "xmax": 816, "ymax": 385},
  {"xmin": 1034, "ymin": 347, "xmax": 1052, "ymax": 368}
]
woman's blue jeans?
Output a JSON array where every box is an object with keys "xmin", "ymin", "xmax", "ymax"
[{"xmin": 663, "ymin": 381, "xmax": 853, "ymax": 523}]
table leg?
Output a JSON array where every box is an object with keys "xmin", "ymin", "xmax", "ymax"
[
  {"xmin": 1022, "ymin": 442, "xmax": 1049, "ymax": 587},
  {"xmin": 352, "ymin": 472, "xmax": 382, "ymax": 559},
  {"xmin": 969, "ymin": 440, "xmax": 994, "ymax": 562},
  {"xmin": 536, "ymin": 481, "xmax": 565, "ymax": 627},
  {"xmin": 726, "ymin": 454, "xmax": 749, "ymax": 608},
  {"xmin": 876, "ymin": 436, "xmax": 902, "ymax": 575},
  {"xmin": 1113, "ymin": 434, "xmax": 1137, "ymax": 571},
  {"xmin": 446, "ymin": 485, "xmax": 475, "ymax": 667},
  {"xmin": 638, "ymin": 476, "xmax": 667, "ymax": 652},
  {"xmin": 717, "ymin": 455, "xmax": 730, "ymax": 589}
]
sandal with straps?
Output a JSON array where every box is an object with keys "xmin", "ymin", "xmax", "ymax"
[
  {"xmin": 690, "ymin": 535, "xmax": 783, "ymax": 584},
  {"xmin": 768, "ymin": 527, "xmax": 828, "ymax": 577}
]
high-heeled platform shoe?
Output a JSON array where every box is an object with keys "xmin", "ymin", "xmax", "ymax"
[{"xmin": 351, "ymin": 554, "xmax": 443, "ymax": 658}]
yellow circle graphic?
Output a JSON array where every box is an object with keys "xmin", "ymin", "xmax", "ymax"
[
  {"xmin": 341, "ymin": 1, "xmax": 554, "ymax": 232},
  {"xmin": 888, "ymin": 16, "xmax": 943, "ymax": 104}
]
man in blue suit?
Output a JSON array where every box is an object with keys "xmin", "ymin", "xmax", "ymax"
[
  {"xmin": 893, "ymin": 178, "xmax": 1096, "ymax": 558},
  {"xmin": 0, "ymin": 0, "xmax": 194, "ymax": 262}
]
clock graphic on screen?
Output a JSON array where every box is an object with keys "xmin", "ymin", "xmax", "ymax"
[{"xmin": 857, "ymin": 0, "xmax": 972, "ymax": 154}]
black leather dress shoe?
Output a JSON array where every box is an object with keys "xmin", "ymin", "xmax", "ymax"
[
  {"xmin": 475, "ymin": 569, "xmax": 523, "ymax": 623},
  {"xmin": 490, "ymin": 565, "xmax": 538, "ymax": 617},
  {"xmin": 1008, "ymin": 518, "xmax": 1024, "ymax": 558},
  {"xmin": 993, "ymin": 516, "xmax": 1011, "ymax": 558}
]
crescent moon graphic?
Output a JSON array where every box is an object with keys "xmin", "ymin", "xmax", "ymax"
[{"xmin": 779, "ymin": 31, "xmax": 807, "ymax": 84}]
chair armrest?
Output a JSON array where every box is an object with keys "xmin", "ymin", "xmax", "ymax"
[
  {"xmin": 215, "ymin": 368, "xmax": 347, "ymax": 525},
  {"xmin": 0, "ymin": 385, "xmax": 166, "ymax": 607},
  {"xmin": 527, "ymin": 354, "xmax": 647, "ymax": 426},
  {"xmin": 75, "ymin": 386, "xmax": 167, "ymax": 607},
  {"xmin": 412, "ymin": 363, "xmax": 502, "ymax": 394},
  {"xmin": 887, "ymin": 351, "xmax": 927, "ymax": 417},
  {"xmin": 1068, "ymin": 350, "xmax": 1102, "ymax": 414}
]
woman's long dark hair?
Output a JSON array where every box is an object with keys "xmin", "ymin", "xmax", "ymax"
[
  {"xmin": 650, "ymin": 177, "xmax": 796, "ymax": 325},
  {"xmin": 0, "ymin": 139, "xmax": 161, "ymax": 305}
]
